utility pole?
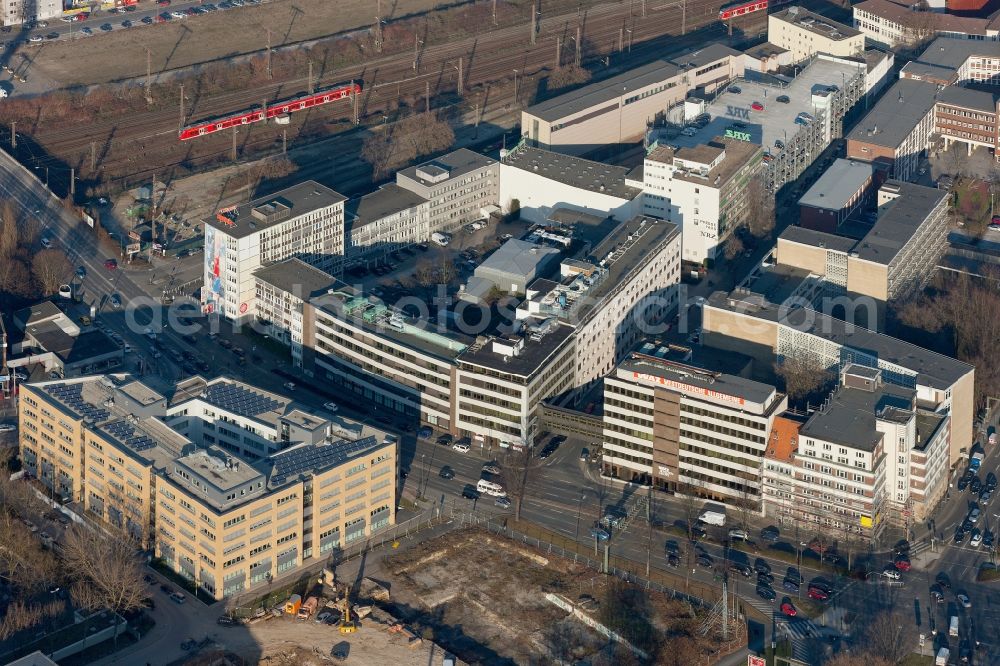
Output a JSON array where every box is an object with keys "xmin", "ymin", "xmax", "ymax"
[
  {"xmin": 575, "ymin": 25, "xmax": 581, "ymax": 67},
  {"xmin": 90, "ymin": 141, "xmax": 96, "ymax": 171},
  {"xmin": 642, "ymin": 0, "xmax": 646, "ymax": 16},
  {"xmin": 308, "ymin": 61, "xmax": 314, "ymax": 95},
  {"xmin": 618, "ymin": 26, "xmax": 623, "ymax": 53},
  {"xmin": 70, "ymin": 167, "xmax": 75, "ymax": 198},
  {"xmin": 145, "ymin": 48, "xmax": 152, "ymax": 104},
  {"xmin": 151, "ymin": 172, "xmax": 157, "ymax": 220},
  {"xmin": 374, "ymin": 16, "xmax": 383, "ymax": 53},
  {"xmin": 231, "ymin": 128, "xmax": 237, "ymax": 161},
  {"xmin": 282, "ymin": 129, "xmax": 287, "ymax": 154},
  {"xmin": 425, "ymin": 80, "xmax": 430, "ymax": 115},
  {"xmin": 457, "ymin": 56, "xmax": 463, "ymax": 96},
  {"xmin": 492, "ymin": 0, "xmax": 497, "ymax": 25},
  {"xmin": 351, "ymin": 80, "xmax": 359, "ymax": 124},
  {"xmin": 178, "ymin": 84, "xmax": 184, "ymax": 134},
  {"xmin": 682, "ymin": 0, "xmax": 687, "ymax": 35},
  {"xmin": 530, "ymin": 1, "xmax": 537, "ymax": 45},
  {"xmin": 9, "ymin": 120, "xmax": 14, "ymax": 149},
  {"xmin": 266, "ymin": 28, "xmax": 272, "ymax": 79},
  {"xmin": 413, "ymin": 34, "xmax": 420, "ymax": 72},
  {"xmin": 555, "ymin": 36, "xmax": 561, "ymax": 69},
  {"xmin": 513, "ymin": 69, "xmax": 518, "ymax": 107},
  {"xmin": 474, "ymin": 100, "xmax": 480, "ymax": 137}
]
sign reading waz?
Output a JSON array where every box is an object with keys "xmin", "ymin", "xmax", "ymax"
[{"xmin": 725, "ymin": 128, "xmax": 752, "ymax": 142}]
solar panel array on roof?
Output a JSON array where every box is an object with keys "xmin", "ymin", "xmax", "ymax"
[
  {"xmin": 270, "ymin": 436, "xmax": 378, "ymax": 486},
  {"xmin": 103, "ymin": 420, "xmax": 158, "ymax": 452},
  {"xmin": 45, "ymin": 383, "xmax": 110, "ymax": 423},
  {"xmin": 203, "ymin": 383, "xmax": 282, "ymax": 418}
]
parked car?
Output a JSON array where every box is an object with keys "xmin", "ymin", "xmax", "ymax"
[
  {"xmin": 729, "ymin": 562, "xmax": 753, "ymax": 578},
  {"xmin": 494, "ymin": 496, "xmax": 511, "ymax": 509},
  {"xmin": 780, "ymin": 601, "xmax": 797, "ymax": 617},
  {"xmin": 436, "ymin": 434, "xmax": 454, "ymax": 447},
  {"xmin": 807, "ymin": 587, "xmax": 829, "ymax": 601},
  {"xmin": 453, "ymin": 438, "xmax": 471, "ymax": 453},
  {"xmin": 439, "ymin": 466, "xmax": 455, "ymax": 480},
  {"xmin": 760, "ymin": 526, "xmax": 780, "ymax": 542},
  {"xmin": 881, "ymin": 566, "xmax": 901, "ymax": 580},
  {"xmin": 756, "ymin": 584, "xmax": 776, "ymax": 601},
  {"xmin": 957, "ymin": 592, "xmax": 972, "ymax": 609},
  {"xmin": 776, "ymin": 95, "xmax": 790, "ymax": 103},
  {"xmin": 590, "ymin": 527, "xmax": 611, "ymax": 542}
]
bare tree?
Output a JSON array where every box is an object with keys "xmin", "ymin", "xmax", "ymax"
[
  {"xmin": 0, "ymin": 200, "xmax": 19, "ymax": 260},
  {"xmin": 31, "ymin": 248, "xmax": 71, "ymax": 296},
  {"xmin": 61, "ymin": 525, "xmax": 147, "ymax": 616},
  {"xmin": 723, "ymin": 233, "xmax": 745, "ymax": 261},
  {"xmin": 774, "ymin": 356, "xmax": 836, "ymax": 406},
  {"xmin": 676, "ymin": 481, "xmax": 704, "ymax": 543},
  {"xmin": 864, "ymin": 611, "xmax": 915, "ymax": 664},
  {"xmin": 548, "ymin": 65, "xmax": 591, "ymax": 91},
  {"xmin": 0, "ymin": 257, "xmax": 32, "ymax": 300},
  {"xmin": 825, "ymin": 653, "xmax": 892, "ymax": 666},
  {"xmin": 656, "ymin": 635, "xmax": 702, "ymax": 666},
  {"xmin": 361, "ymin": 113, "xmax": 455, "ymax": 181},
  {"xmin": 506, "ymin": 445, "xmax": 535, "ymax": 522},
  {"xmin": 0, "ymin": 512, "xmax": 61, "ymax": 594},
  {"xmin": 745, "ymin": 176, "xmax": 775, "ymax": 239}
]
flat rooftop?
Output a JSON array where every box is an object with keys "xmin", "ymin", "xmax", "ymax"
[
  {"xmin": 746, "ymin": 264, "xmax": 816, "ymax": 304},
  {"xmin": 669, "ymin": 43, "xmax": 743, "ymax": 69},
  {"xmin": 396, "ymin": 147, "xmax": 496, "ymax": 185},
  {"xmin": 345, "ymin": 184, "xmax": 428, "ymax": 230},
  {"xmin": 648, "ymin": 136, "xmax": 762, "ymax": 188},
  {"xmin": 457, "ymin": 320, "xmax": 575, "ymax": 377},
  {"xmin": 800, "ymin": 382, "xmax": 914, "ymax": 451},
  {"xmin": 254, "ymin": 258, "xmax": 336, "ymax": 299},
  {"xmin": 173, "ymin": 377, "xmax": 294, "ymax": 428},
  {"xmin": 855, "ymin": 180, "xmax": 947, "ymax": 265},
  {"xmin": 799, "ymin": 159, "xmax": 873, "ymax": 210},
  {"xmin": 937, "ymin": 85, "xmax": 1000, "ymax": 113},
  {"xmin": 846, "ymin": 79, "xmax": 940, "ymax": 150},
  {"xmin": 618, "ymin": 353, "xmax": 779, "ymax": 411},
  {"xmin": 662, "ymin": 57, "xmax": 865, "ymax": 153},
  {"xmin": 771, "ymin": 6, "xmax": 861, "ymax": 39},
  {"xmin": 310, "ymin": 283, "xmax": 475, "ymax": 361},
  {"xmin": 779, "ymin": 225, "xmax": 859, "ymax": 253},
  {"xmin": 502, "ymin": 145, "xmax": 641, "ymax": 200},
  {"xmin": 204, "ymin": 180, "xmax": 347, "ymax": 240},
  {"xmin": 912, "ymin": 36, "xmax": 1000, "ymax": 72},
  {"xmin": 705, "ymin": 291, "xmax": 974, "ymax": 389},
  {"xmin": 524, "ymin": 59, "xmax": 683, "ymax": 122}
]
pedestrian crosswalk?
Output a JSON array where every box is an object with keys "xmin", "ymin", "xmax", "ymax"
[{"xmin": 778, "ymin": 617, "xmax": 824, "ymax": 641}]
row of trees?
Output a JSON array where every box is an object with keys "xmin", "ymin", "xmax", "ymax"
[
  {"xmin": 0, "ymin": 201, "xmax": 73, "ymax": 307},
  {"xmin": 0, "ymin": 453, "xmax": 148, "ymax": 644},
  {"xmin": 893, "ymin": 269, "xmax": 1000, "ymax": 411},
  {"xmin": 361, "ymin": 112, "xmax": 455, "ymax": 181}
]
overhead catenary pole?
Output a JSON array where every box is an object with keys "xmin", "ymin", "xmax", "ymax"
[
  {"xmin": 425, "ymin": 80, "xmax": 430, "ymax": 115},
  {"xmin": 457, "ymin": 57, "xmax": 463, "ymax": 96},
  {"xmin": 555, "ymin": 36, "xmax": 561, "ymax": 68},
  {"xmin": 530, "ymin": 1, "xmax": 537, "ymax": 44},
  {"xmin": 70, "ymin": 167, "xmax": 75, "ymax": 198},
  {"xmin": 308, "ymin": 61, "xmax": 314, "ymax": 95},
  {"xmin": 232, "ymin": 128, "xmax": 237, "ymax": 161},
  {"xmin": 575, "ymin": 25, "xmax": 581, "ymax": 67},
  {"xmin": 618, "ymin": 26, "xmax": 623, "ymax": 53},
  {"xmin": 145, "ymin": 48, "xmax": 152, "ymax": 104},
  {"xmin": 282, "ymin": 129, "xmax": 287, "ymax": 154},
  {"xmin": 682, "ymin": 0, "xmax": 687, "ymax": 35},
  {"xmin": 351, "ymin": 80, "xmax": 359, "ymax": 124},
  {"xmin": 413, "ymin": 34, "xmax": 420, "ymax": 71},
  {"xmin": 178, "ymin": 84, "xmax": 184, "ymax": 134},
  {"xmin": 266, "ymin": 28, "xmax": 272, "ymax": 79},
  {"xmin": 90, "ymin": 141, "xmax": 96, "ymax": 171},
  {"xmin": 9, "ymin": 120, "xmax": 14, "ymax": 149},
  {"xmin": 492, "ymin": 0, "xmax": 497, "ymax": 25}
]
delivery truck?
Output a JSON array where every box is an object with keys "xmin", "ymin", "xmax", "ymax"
[
  {"xmin": 936, "ymin": 647, "xmax": 950, "ymax": 665},
  {"xmin": 297, "ymin": 596, "xmax": 319, "ymax": 620},
  {"xmin": 284, "ymin": 594, "xmax": 302, "ymax": 616},
  {"xmin": 949, "ymin": 615, "xmax": 959, "ymax": 637}
]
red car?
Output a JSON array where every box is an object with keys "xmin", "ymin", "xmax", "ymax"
[
  {"xmin": 780, "ymin": 601, "xmax": 797, "ymax": 617},
  {"xmin": 74, "ymin": 12, "xmax": 88, "ymax": 21},
  {"xmin": 157, "ymin": 0, "xmax": 170, "ymax": 5},
  {"xmin": 751, "ymin": 101, "xmax": 764, "ymax": 111},
  {"xmin": 104, "ymin": 259, "xmax": 117, "ymax": 270},
  {"xmin": 807, "ymin": 587, "xmax": 829, "ymax": 601},
  {"xmin": 894, "ymin": 557, "xmax": 911, "ymax": 572}
]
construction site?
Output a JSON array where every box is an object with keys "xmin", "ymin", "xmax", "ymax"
[{"xmin": 212, "ymin": 525, "xmax": 746, "ymax": 665}]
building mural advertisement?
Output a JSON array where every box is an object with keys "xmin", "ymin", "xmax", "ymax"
[{"xmin": 204, "ymin": 225, "xmax": 227, "ymax": 314}]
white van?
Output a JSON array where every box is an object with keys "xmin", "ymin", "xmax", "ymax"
[{"xmin": 477, "ymin": 478, "xmax": 502, "ymax": 494}]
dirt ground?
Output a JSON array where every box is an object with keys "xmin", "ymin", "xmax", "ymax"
[
  {"xmin": 22, "ymin": 0, "xmax": 461, "ymax": 88},
  {"xmin": 184, "ymin": 619, "xmax": 458, "ymax": 666}
]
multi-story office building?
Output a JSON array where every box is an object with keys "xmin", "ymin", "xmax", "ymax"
[
  {"xmin": 761, "ymin": 365, "xmax": 950, "ymax": 539},
  {"xmin": 395, "ymin": 148, "xmax": 499, "ymax": 235},
  {"xmin": 846, "ymin": 79, "xmax": 939, "ymax": 183},
  {"xmin": 345, "ymin": 184, "xmax": 430, "ymax": 265},
  {"xmin": 934, "ymin": 86, "xmax": 1000, "ymax": 157},
  {"xmin": 499, "ymin": 144, "xmax": 642, "ymax": 223},
  {"xmin": 520, "ymin": 45, "xmax": 742, "ymax": 156},
  {"xmin": 203, "ymin": 181, "xmax": 346, "ymax": 323},
  {"xmin": 254, "ymin": 258, "xmax": 336, "ymax": 368},
  {"xmin": 1, "ymin": 0, "xmax": 61, "ymax": 25},
  {"xmin": 601, "ymin": 346, "xmax": 787, "ymax": 504},
  {"xmin": 853, "ymin": 0, "xmax": 1000, "ymax": 48},
  {"xmin": 701, "ymin": 290, "xmax": 975, "ymax": 467},
  {"xmin": 516, "ymin": 217, "xmax": 682, "ymax": 396},
  {"xmin": 775, "ymin": 179, "xmax": 949, "ymax": 329},
  {"xmin": 18, "ymin": 375, "xmax": 395, "ymax": 601},
  {"xmin": 769, "ymin": 7, "xmax": 864, "ymax": 63},
  {"xmin": 797, "ymin": 159, "xmax": 875, "ymax": 232},
  {"xmin": 642, "ymin": 137, "xmax": 763, "ymax": 263}
]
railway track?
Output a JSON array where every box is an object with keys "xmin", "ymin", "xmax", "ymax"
[{"xmin": 26, "ymin": 0, "xmax": 766, "ymax": 186}]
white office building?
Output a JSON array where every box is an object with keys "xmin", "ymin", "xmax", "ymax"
[{"xmin": 202, "ymin": 181, "xmax": 346, "ymax": 323}]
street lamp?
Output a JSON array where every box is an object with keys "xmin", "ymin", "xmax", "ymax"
[{"xmin": 575, "ymin": 493, "xmax": 587, "ymax": 542}]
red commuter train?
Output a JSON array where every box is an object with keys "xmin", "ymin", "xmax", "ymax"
[
  {"xmin": 179, "ymin": 82, "xmax": 362, "ymax": 141},
  {"xmin": 719, "ymin": 0, "xmax": 793, "ymax": 21}
]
